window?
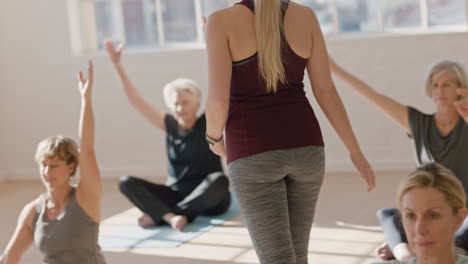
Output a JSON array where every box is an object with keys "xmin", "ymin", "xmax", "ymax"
[
  {"xmin": 69, "ymin": 0, "xmax": 467, "ymax": 54},
  {"xmin": 297, "ymin": 0, "xmax": 467, "ymax": 35},
  {"xmin": 70, "ymin": 0, "xmax": 240, "ymax": 53},
  {"xmin": 382, "ymin": 0, "xmax": 422, "ymax": 29},
  {"xmin": 72, "ymin": 0, "xmax": 203, "ymax": 52},
  {"xmin": 428, "ymin": 0, "xmax": 467, "ymax": 26}
]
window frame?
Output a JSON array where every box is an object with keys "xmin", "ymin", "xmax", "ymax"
[{"xmin": 68, "ymin": 0, "xmax": 468, "ymax": 55}]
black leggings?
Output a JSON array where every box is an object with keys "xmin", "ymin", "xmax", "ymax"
[
  {"xmin": 377, "ymin": 207, "xmax": 468, "ymax": 250},
  {"xmin": 119, "ymin": 172, "xmax": 231, "ymax": 224}
]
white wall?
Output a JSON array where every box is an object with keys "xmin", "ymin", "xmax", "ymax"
[
  {"xmin": 1, "ymin": 4, "xmax": 8, "ymax": 182},
  {"xmin": 1, "ymin": 0, "xmax": 468, "ymax": 180}
]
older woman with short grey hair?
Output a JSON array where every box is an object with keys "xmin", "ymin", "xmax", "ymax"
[
  {"xmin": 330, "ymin": 58, "xmax": 468, "ymax": 260},
  {"xmin": 105, "ymin": 41, "xmax": 231, "ymax": 231}
]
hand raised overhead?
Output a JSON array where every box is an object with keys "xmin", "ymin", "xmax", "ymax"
[
  {"xmin": 78, "ymin": 60, "xmax": 94, "ymax": 98},
  {"xmin": 104, "ymin": 40, "xmax": 125, "ymax": 65}
]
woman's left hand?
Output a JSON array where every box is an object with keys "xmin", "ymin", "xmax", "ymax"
[
  {"xmin": 209, "ymin": 141, "xmax": 227, "ymax": 158},
  {"xmin": 455, "ymin": 89, "xmax": 468, "ymax": 124},
  {"xmin": 350, "ymin": 151, "xmax": 376, "ymax": 192},
  {"xmin": 78, "ymin": 60, "xmax": 94, "ymax": 98}
]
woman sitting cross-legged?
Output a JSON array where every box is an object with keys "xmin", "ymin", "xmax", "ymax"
[
  {"xmin": 0, "ymin": 61, "xmax": 106, "ymax": 264},
  {"xmin": 105, "ymin": 41, "xmax": 231, "ymax": 231}
]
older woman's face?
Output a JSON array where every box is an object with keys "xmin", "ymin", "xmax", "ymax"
[
  {"xmin": 401, "ymin": 187, "xmax": 465, "ymax": 257},
  {"xmin": 170, "ymin": 90, "xmax": 199, "ymax": 125},
  {"xmin": 431, "ymin": 71, "xmax": 460, "ymax": 107},
  {"xmin": 39, "ymin": 157, "xmax": 75, "ymax": 189}
]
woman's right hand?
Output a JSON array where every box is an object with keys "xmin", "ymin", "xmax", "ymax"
[
  {"xmin": 209, "ymin": 140, "xmax": 227, "ymax": 159},
  {"xmin": 78, "ymin": 61, "xmax": 93, "ymax": 99},
  {"xmin": 350, "ymin": 151, "xmax": 376, "ymax": 192},
  {"xmin": 455, "ymin": 88, "xmax": 468, "ymax": 124},
  {"xmin": 103, "ymin": 40, "xmax": 167, "ymax": 131},
  {"xmin": 104, "ymin": 40, "xmax": 124, "ymax": 65}
]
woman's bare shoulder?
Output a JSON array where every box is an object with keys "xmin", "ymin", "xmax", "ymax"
[
  {"xmin": 287, "ymin": 2, "xmax": 320, "ymax": 29},
  {"xmin": 208, "ymin": 4, "xmax": 252, "ymax": 33},
  {"xmin": 16, "ymin": 197, "xmax": 41, "ymax": 229},
  {"xmin": 210, "ymin": 3, "xmax": 251, "ymax": 20},
  {"xmin": 289, "ymin": 2, "xmax": 316, "ymax": 17}
]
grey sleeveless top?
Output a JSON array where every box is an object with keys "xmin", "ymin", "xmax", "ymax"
[
  {"xmin": 407, "ymin": 107, "xmax": 468, "ymax": 195},
  {"xmin": 32, "ymin": 188, "xmax": 106, "ymax": 264}
]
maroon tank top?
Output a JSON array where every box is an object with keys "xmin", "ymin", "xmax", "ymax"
[{"xmin": 226, "ymin": 0, "xmax": 324, "ymax": 164}]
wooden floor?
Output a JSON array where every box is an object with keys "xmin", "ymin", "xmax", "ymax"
[{"xmin": 0, "ymin": 171, "xmax": 409, "ymax": 263}]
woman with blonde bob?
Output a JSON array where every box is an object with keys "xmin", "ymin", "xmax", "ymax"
[
  {"xmin": 205, "ymin": 0, "xmax": 375, "ymax": 263},
  {"xmin": 0, "ymin": 62, "xmax": 106, "ymax": 264},
  {"xmin": 329, "ymin": 58, "xmax": 468, "ymax": 259},
  {"xmin": 373, "ymin": 163, "xmax": 468, "ymax": 264}
]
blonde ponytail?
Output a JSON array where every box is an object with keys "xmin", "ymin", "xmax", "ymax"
[{"xmin": 254, "ymin": 0, "xmax": 286, "ymax": 93}]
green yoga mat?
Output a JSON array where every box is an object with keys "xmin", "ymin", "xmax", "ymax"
[{"xmin": 99, "ymin": 200, "xmax": 240, "ymax": 249}]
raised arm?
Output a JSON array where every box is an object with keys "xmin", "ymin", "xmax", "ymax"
[
  {"xmin": 205, "ymin": 11, "xmax": 231, "ymax": 158},
  {"xmin": 104, "ymin": 41, "xmax": 166, "ymax": 131},
  {"xmin": 0, "ymin": 200, "xmax": 37, "ymax": 264},
  {"xmin": 328, "ymin": 56, "xmax": 410, "ymax": 133},
  {"xmin": 75, "ymin": 61, "xmax": 101, "ymax": 223},
  {"xmin": 306, "ymin": 9, "xmax": 375, "ymax": 191}
]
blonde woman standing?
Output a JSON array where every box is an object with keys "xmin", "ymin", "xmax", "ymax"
[{"xmin": 205, "ymin": 0, "xmax": 375, "ymax": 263}]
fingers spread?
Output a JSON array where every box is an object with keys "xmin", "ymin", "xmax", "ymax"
[
  {"xmin": 78, "ymin": 71, "xmax": 85, "ymax": 84},
  {"xmin": 88, "ymin": 60, "xmax": 94, "ymax": 83},
  {"xmin": 104, "ymin": 40, "xmax": 114, "ymax": 52},
  {"xmin": 117, "ymin": 42, "xmax": 125, "ymax": 52},
  {"xmin": 456, "ymin": 88, "xmax": 468, "ymax": 97},
  {"xmin": 455, "ymin": 101, "xmax": 468, "ymax": 114}
]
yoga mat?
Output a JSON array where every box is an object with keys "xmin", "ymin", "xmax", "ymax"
[{"xmin": 99, "ymin": 199, "xmax": 240, "ymax": 249}]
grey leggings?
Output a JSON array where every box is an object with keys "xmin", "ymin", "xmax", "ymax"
[{"xmin": 228, "ymin": 146, "xmax": 325, "ymax": 264}]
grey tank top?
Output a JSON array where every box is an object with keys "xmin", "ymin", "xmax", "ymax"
[
  {"xmin": 32, "ymin": 188, "xmax": 106, "ymax": 264},
  {"xmin": 408, "ymin": 106, "xmax": 468, "ymax": 195}
]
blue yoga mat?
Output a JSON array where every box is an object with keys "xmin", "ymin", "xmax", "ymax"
[{"xmin": 99, "ymin": 199, "xmax": 240, "ymax": 249}]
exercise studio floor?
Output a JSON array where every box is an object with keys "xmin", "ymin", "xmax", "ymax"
[{"xmin": 0, "ymin": 171, "xmax": 408, "ymax": 264}]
